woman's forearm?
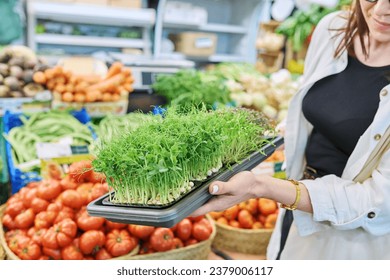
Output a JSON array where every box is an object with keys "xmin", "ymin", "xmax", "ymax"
[{"xmin": 252, "ymin": 175, "xmax": 313, "ymax": 213}]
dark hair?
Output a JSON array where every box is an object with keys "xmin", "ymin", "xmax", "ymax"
[{"xmin": 334, "ymin": 1, "xmax": 370, "ymax": 58}]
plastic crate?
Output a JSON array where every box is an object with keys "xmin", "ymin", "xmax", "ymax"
[
  {"xmin": 0, "ymin": 118, "xmax": 10, "ymax": 204},
  {"xmin": 3, "ymin": 108, "xmax": 95, "ymax": 194}
]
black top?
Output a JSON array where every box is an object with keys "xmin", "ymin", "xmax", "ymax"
[{"xmin": 302, "ymin": 55, "xmax": 390, "ymax": 177}]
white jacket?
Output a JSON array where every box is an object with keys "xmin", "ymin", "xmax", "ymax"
[{"xmin": 267, "ymin": 11, "xmax": 390, "ymax": 260}]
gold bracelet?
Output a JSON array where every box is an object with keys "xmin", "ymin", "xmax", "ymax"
[{"xmin": 280, "ymin": 179, "xmax": 301, "ymax": 211}]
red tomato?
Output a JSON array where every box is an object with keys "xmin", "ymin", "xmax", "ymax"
[
  {"xmin": 17, "ymin": 238, "xmax": 42, "ymax": 260},
  {"xmin": 14, "ymin": 208, "xmax": 35, "ymax": 229},
  {"xmin": 76, "ymin": 182, "xmax": 95, "ymax": 204},
  {"xmin": 172, "ymin": 237, "xmax": 184, "ymax": 249},
  {"xmin": 42, "ymin": 247, "xmax": 62, "ymax": 260},
  {"xmin": 30, "ymin": 197, "xmax": 50, "ymax": 213},
  {"xmin": 105, "ymin": 220, "xmax": 127, "ymax": 230},
  {"xmin": 95, "ymin": 248, "xmax": 113, "ymax": 260},
  {"xmin": 20, "ymin": 187, "xmax": 37, "ymax": 208},
  {"xmin": 79, "ymin": 230, "xmax": 106, "ymax": 255},
  {"xmin": 42, "ymin": 218, "xmax": 78, "ymax": 249},
  {"xmin": 7, "ymin": 234, "xmax": 30, "ymax": 255},
  {"xmin": 2, "ymin": 213, "xmax": 16, "ymax": 230},
  {"xmin": 90, "ymin": 183, "xmax": 109, "ymax": 201},
  {"xmin": 61, "ymin": 238, "xmax": 84, "ymax": 260},
  {"xmin": 60, "ymin": 175, "xmax": 78, "ymax": 190},
  {"xmin": 196, "ymin": 218, "xmax": 212, "ymax": 233},
  {"xmin": 238, "ymin": 209, "xmax": 255, "ymax": 229},
  {"xmin": 76, "ymin": 209, "xmax": 105, "ymax": 231},
  {"xmin": 128, "ymin": 225, "xmax": 155, "ymax": 240},
  {"xmin": 5, "ymin": 229, "xmax": 27, "ymax": 242},
  {"xmin": 192, "ymin": 223, "xmax": 211, "ymax": 241},
  {"xmin": 53, "ymin": 206, "xmax": 75, "ymax": 224},
  {"xmin": 69, "ymin": 160, "xmax": 93, "ymax": 182},
  {"xmin": 176, "ymin": 218, "xmax": 192, "ymax": 241},
  {"xmin": 61, "ymin": 189, "xmax": 84, "ymax": 209},
  {"xmin": 149, "ymin": 228, "xmax": 174, "ymax": 252},
  {"xmin": 105, "ymin": 229, "xmax": 139, "ymax": 257},
  {"xmin": 34, "ymin": 211, "xmax": 57, "ymax": 229},
  {"xmin": 5, "ymin": 200, "xmax": 25, "ymax": 218},
  {"xmin": 88, "ymin": 171, "xmax": 106, "ymax": 184},
  {"xmin": 36, "ymin": 179, "xmax": 62, "ymax": 201},
  {"xmin": 184, "ymin": 238, "xmax": 198, "ymax": 247},
  {"xmin": 189, "ymin": 215, "xmax": 204, "ymax": 223},
  {"xmin": 27, "ymin": 228, "xmax": 47, "ymax": 246}
]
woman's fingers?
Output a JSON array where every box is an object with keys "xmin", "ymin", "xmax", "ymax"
[{"xmin": 190, "ymin": 171, "xmax": 257, "ymax": 217}]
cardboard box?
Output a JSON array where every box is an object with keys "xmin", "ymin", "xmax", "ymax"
[
  {"xmin": 171, "ymin": 32, "xmax": 217, "ymax": 57},
  {"xmin": 109, "ymin": 0, "xmax": 142, "ymax": 9}
]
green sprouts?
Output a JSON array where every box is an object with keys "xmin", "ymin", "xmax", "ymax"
[{"xmin": 92, "ymin": 107, "xmax": 274, "ymax": 205}]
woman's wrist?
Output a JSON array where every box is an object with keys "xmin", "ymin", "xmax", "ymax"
[{"xmin": 251, "ymin": 173, "xmax": 274, "ymax": 199}]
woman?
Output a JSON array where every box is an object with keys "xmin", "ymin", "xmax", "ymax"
[{"xmin": 191, "ymin": 0, "xmax": 390, "ymax": 259}]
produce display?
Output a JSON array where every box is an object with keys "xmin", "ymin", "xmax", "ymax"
[
  {"xmin": 275, "ymin": 0, "xmax": 352, "ymax": 52},
  {"xmin": 152, "ymin": 69, "xmax": 231, "ymax": 111},
  {"xmin": 0, "ymin": 160, "xmax": 214, "ymax": 260},
  {"xmin": 209, "ymin": 63, "xmax": 301, "ymax": 122},
  {"xmin": 0, "ymin": 46, "xmax": 49, "ymax": 98},
  {"xmin": 33, "ymin": 61, "xmax": 134, "ymax": 103},
  {"xmin": 4, "ymin": 110, "xmax": 94, "ymax": 171},
  {"xmin": 92, "ymin": 107, "xmax": 274, "ymax": 206},
  {"xmin": 152, "ymin": 63, "xmax": 299, "ymax": 122}
]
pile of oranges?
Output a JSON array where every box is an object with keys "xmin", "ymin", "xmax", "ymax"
[{"xmin": 209, "ymin": 198, "xmax": 278, "ymax": 230}]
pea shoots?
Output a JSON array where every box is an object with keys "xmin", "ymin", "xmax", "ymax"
[{"xmin": 92, "ymin": 107, "xmax": 274, "ymax": 206}]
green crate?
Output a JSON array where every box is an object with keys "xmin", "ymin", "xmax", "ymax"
[{"xmin": 0, "ymin": 118, "xmax": 10, "ymax": 204}]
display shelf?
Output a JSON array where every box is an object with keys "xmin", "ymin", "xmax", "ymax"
[
  {"xmin": 154, "ymin": 0, "xmax": 272, "ymax": 64},
  {"xmin": 159, "ymin": 53, "xmax": 246, "ymax": 63},
  {"xmin": 27, "ymin": 2, "xmax": 155, "ymax": 27},
  {"xmin": 163, "ymin": 22, "xmax": 247, "ymax": 34},
  {"xmin": 35, "ymin": 34, "xmax": 145, "ymax": 49},
  {"xmin": 27, "ymin": 1, "xmax": 156, "ymax": 56}
]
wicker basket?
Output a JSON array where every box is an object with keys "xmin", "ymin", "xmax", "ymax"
[
  {"xmin": 129, "ymin": 215, "xmax": 216, "ymax": 260},
  {"xmin": 212, "ymin": 221, "xmax": 273, "ymax": 255},
  {"xmin": 0, "ymin": 204, "xmax": 139, "ymax": 260},
  {"xmin": 0, "ymin": 241, "xmax": 5, "ymax": 260},
  {"xmin": 0, "ymin": 205, "xmax": 19, "ymax": 260}
]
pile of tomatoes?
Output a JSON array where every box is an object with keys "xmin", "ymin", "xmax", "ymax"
[
  {"xmin": 209, "ymin": 198, "xmax": 279, "ymax": 230},
  {"xmin": 1, "ymin": 160, "xmax": 214, "ymax": 260},
  {"xmin": 136, "ymin": 216, "xmax": 213, "ymax": 255}
]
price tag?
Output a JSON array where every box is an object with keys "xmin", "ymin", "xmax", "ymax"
[{"xmin": 36, "ymin": 142, "xmax": 73, "ymax": 159}]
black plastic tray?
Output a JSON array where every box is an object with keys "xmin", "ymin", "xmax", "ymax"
[{"xmin": 87, "ymin": 136, "xmax": 284, "ymax": 227}]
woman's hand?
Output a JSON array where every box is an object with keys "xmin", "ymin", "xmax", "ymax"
[{"xmin": 190, "ymin": 171, "xmax": 262, "ymax": 217}]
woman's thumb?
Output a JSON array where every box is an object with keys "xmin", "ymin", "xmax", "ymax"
[{"xmin": 208, "ymin": 181, "xmax": 227, "ymax": 195}]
